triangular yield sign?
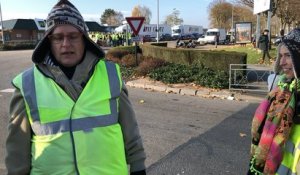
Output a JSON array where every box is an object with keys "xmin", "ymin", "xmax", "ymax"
[{"xmin": 125, "ymin": 17, "xmax": 145, "ymax": 36}]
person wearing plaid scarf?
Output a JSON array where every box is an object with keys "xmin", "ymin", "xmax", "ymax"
[{"xmin": 248, "ymin": 28, "xmax": 300, "ymax": 175}]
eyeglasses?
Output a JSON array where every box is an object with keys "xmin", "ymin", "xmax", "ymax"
[{"xmin": 48, "ymin": 32, "xmax": 83, "ymax": 44}]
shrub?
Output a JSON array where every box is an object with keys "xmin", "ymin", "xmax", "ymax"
[
  {"xmin": 105, "ymin": 56, "xmax": 122, "ymax": 65},
  {"xmin": 0, "ymin": 42, "xmax": 36, "ymax": 50},
  {"xmin": 106, "ymin": 46, "xmax": 142, "ymax": 65},
  {"xmin": 106, "ymin": 46, "xmax": 139, "ymax": 59},
  {"xmin": 140, "ymin": 44, "xmax": 247, "ymax": 72},
  {"xmin": 136, "ymin": 57, "xmax": 166, "ymax": 76},
  {"xmin": 149, "ymin": 63, "xmax": 195, "ymax": 84},
  {"xmin": 150, "ymin": 42, "xmax": 168, "ymax": 47},
  {"xmin": 106, "ymin": 49, "xmax": 130, "ymax": 61},
  {"xmin": 121, "ymin": 54, "xmax": 138, "ymax": 67},
  {"xmin": 194, "ymin": 68, "xmax": 228, "ymax": 89},
  {"xmin": 149, "ymin": 63, "xmax": 229, "ymax": 89},
  {"xmin": 114, "ymin": 45, "xmax": 140, "ymax": 54},
  {"xmin": 120, "ymin": 66, "xmax": 135, "ymax": 81}
]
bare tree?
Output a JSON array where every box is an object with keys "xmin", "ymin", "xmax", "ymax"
[
  {"xmin": 275, "ymin": 0, "xmax": 300, "ymax": 31},
  {"xmin": 208, "ymin": 0, "xmax": 232, "ymax": 29},
  {"xmin": 234, "ymin": 0, "xmax": 253, "ymax": 8},
  {"xmin": 208, "ymin": 0, "xmax": 257, "ymax": 31},
  {"xmin": 131, "ymin": 5, "xmax": 152, "ymax": 24},
  {"xmin": 233, "ymin": 5, "xmax": 256, "ymax": 24},
  {"xmin": 234, "ymin": 0, "xmax": 300, "ymax": 33},
  {"xmin": 162, "ymin": 8, "xmax": 183, "ymax": 26}
]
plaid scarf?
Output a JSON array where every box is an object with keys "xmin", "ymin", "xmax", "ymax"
[{"xmin": 249, "ymin": 75, "xmax": 297, "ymax": 174}]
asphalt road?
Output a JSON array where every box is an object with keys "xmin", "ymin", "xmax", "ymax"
[{"xmin": 0, "ymin": 50, "xmax": 260, "ymax": 175}]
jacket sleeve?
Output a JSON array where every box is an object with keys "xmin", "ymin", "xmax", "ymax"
[
  {"xmin": 259, "ymin": 36, "xmax": 264, "ymax": 43},
  {"xmin": 5, "ymin": 88, "xmax": 31, "ymax": 175},
  {"xmin": 118, "ymin": 84, "xmax": 146, "ymax": 173}
]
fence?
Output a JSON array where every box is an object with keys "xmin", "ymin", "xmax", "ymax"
[{"xmin": 229, "ymin": 64, "xmax": 274, "ymax": 92}]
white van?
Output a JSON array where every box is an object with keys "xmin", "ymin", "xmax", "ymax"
[
  {"xmin": 171, "ymin": 25, "xmax": 204, "ymax": 38},
  {"xmin": 197, "ymin": 28, "xmax": 226, "ymax": 44}
]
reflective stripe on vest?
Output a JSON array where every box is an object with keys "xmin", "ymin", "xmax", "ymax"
[
  {"xmin": 277, "ymin": 164, "xmax": 296, "ymax": 175},
  {"xmin": 276, "ymin": 125, "xmax": 300, "ymax": 175},
  {"xmin": 20, "ymin": 61, "xmax": 120, "ymax": 136}
]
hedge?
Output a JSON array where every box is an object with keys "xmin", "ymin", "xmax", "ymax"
[
  {"xmin": 0, "ymin": 42, "xmax": 37, "ymax": 51},
  {"xmin": 107, "ymin": 45, "xmax": 139, "ymax": 54},
  {"xmin": 140, "ymin": 43, "xmax": 247, "ymax": 73}
]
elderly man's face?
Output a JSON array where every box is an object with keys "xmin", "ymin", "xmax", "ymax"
[
  {"xmin": 279, "ymin": 45, "xmax": 295, "ymax": 79},
  {"xmin": 48, "ymin": 24, "xmax": 85, "ymax": 67}
]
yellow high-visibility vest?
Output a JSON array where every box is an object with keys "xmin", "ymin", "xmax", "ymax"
[
  {"xmin": 276, "ymin": 124, "xmax": 300, "ymax": 175},
  {"xmin": 13, "ymin": 60, "xmax": 128, "ymax": 175}
]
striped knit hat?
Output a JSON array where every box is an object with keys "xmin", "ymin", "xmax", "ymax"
[
  {"xmin": 274, "ymin": 28, "xmax": 300, "ymax": 78},
  {"xmin": 32, "ymin": 0, "xmax": 104, "ymax": 63},
  {"xmin": 46, "ymin": 0, "xmax": 88, "ymax": 34}
]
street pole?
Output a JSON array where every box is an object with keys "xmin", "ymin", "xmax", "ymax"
[
  {"xmin": 267, "ymin": 10, "xmax": 272, "ymax": 49},
  {"xmin": 126, "ymin": 24, "xmax": 128, "ymax": 46},
  {"xmin": 156, "ymin": 0, "xmax": 159, "ymax": 43},
  {"xmin": 231, "ymin": 5, "xmax": 234, "ymax": 42},
  {"xmin": 0, "ymin": 2, "xmax": 5, "ymax": 44},
  {"xmin": 135, "ymin": 42, "xmax": 138, "ymax": 66},
  {"xmin": 231, "ymin": 5, "xmax": 233, "ymax": 30},
  {"xmin": 256, "ymin": 13, "xmax": 261, "ymax": 48}
]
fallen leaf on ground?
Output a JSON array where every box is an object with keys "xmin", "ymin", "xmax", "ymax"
[{"xmin": 239, "ymin": 133, "xmax": 247, "ymax": 137}]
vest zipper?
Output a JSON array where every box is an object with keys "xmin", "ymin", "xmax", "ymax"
[{"xmin": 69, "ymin": 105, "xmax": 80, "ymax": 175}]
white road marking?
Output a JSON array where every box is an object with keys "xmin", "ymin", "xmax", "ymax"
[{"xmin": 0, "ymin": 88, "xmax": 15, "ymax": 93}]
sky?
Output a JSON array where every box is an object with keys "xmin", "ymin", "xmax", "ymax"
[{"xmin": 0, "ymin": 0, "xmax": 211, "ymax": 28}]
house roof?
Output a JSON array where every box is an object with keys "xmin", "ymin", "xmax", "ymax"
[
  {"xmin": 2, "ymin": 19, "xmax": 38, "ymax": 30},
  {"xmin": 1, "ymin": 19, "xmax": 113, "ymax": 33},
  {"xmin": 85, "ymin": 21, "xmax": 107, "ymax": 32}
]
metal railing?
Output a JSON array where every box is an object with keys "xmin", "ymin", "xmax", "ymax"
[{"xmin": 229, "ymin": 64, "xmax": 274, "ymax": 92}]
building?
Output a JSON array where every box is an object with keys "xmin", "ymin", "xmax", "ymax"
[
  {"xmin": 85, "ymin": 21, "xmax": 108, "ymax": 33},
  {"xmin": 0, "ymin": 18, "xmax": 45, "ymax": 43},
  {"xmin": 0, "ymin": 18, "xmax": 115, "ymax": 43}
]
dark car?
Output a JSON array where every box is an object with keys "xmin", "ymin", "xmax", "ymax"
[
  {"xmin": 159, "ymin": 33, "xmax": 173, "ymax": 41},
  {"xmin": 191, "ymin": 33, "xmax": 202, "ymax": 40},
  {"xmin": 181, "ymin": 34, "xmax": 195, "ymax": 40},
  {"xmin": 142, "ymin": 35, "xmax": 153, "ymax": 42},
  {"xmin": 172, "ymin": 35, "xmax": 180, "ymax": 40}
]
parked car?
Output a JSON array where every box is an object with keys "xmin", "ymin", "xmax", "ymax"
[
  {"xmin": 181, "ymin": 34, "xmax": 195, "ymax": 40},
  {"xmin": 194, "ymin": 34, "xmax": 205, "ymax": 45},
  {"xmin": 142, "ymin": 35, "xmax": 154, "ymax": 42},
  {"xmin": 158, "ymin": 33, "xmax": 173, "ymax": 41},
  {"xmin": 191, "ymin": 33, "xmax": 203, "ymax": 40},
  {"xmin": 172, "ymin": 35, "xmax": 181, "ymax": 40}
]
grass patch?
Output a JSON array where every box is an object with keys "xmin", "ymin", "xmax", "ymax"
[{"xmin": 218, "ymin": 45, "xmax": 277, "ymax": 64}]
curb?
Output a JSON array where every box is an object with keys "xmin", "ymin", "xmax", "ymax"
[{"xmin": 125, "ymin": 80, "xmax": 264, "ymax": 103}]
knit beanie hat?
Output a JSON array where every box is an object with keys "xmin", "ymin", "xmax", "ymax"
[
  {"xmin": 274, "ymin": 28, "xmax": 300, "ymax": 78},
  {"xmin": 46, "ymin": 0, "xmax": 88, "ymax": 34},
  {"xmin": 32, "ymin": 0, "xmax": 104, "ymax": 63}
]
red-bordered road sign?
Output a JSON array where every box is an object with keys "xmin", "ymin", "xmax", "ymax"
[{"xmin": 125, "ymin": 17, "xmax": 145, "ymax": 36}]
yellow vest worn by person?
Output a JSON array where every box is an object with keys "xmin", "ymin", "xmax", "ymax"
[
  {"xmin": 13, "ymin": 60, "xmax": 128, "ymax": 175},
  {"xmin": 276, "ymin": 124, "xmax": 300, "ymax": 175}
]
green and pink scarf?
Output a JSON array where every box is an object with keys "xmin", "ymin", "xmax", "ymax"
[{"xmin": 249, "ymin": 75, "xmax": 298, "ymax": 174}]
